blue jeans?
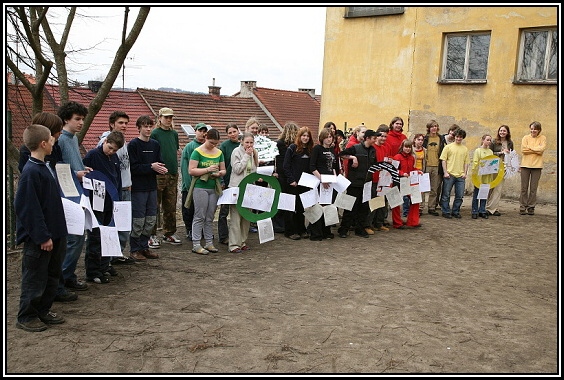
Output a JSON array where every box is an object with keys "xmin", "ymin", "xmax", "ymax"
[
  {"xmin": 471, "ymin": 186, "xmax": 486, "ymax": 215},
  {"xmin": 440, "ymin": 175, "xmax": 465, "ymax": 215},
  {"xmin": 57, "ymin": 233, "xmax": 85, "ymax": 295},
  {"xmin": 19, "ymin": 237, "xmax": 65, "ymax": 323}
]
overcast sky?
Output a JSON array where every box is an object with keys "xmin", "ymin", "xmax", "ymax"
[{"xmin": 42, "ymin": 6, "xmax": 327, "ymax": 95}]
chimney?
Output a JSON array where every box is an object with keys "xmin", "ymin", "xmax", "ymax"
[
  {"xmin": 208, "ymin": 77, "xmax": 221, "ymax": 96},
  {"xmin": 239, "ymin": 80, "xmax": 257, "ymax": 98},
  {"xmin": 88, "ymin": 80, "xmax": 103, "ymax": 93},
  {"xmin": 298, "ymin": 88, "xmax": 316, "ymax": 98}
]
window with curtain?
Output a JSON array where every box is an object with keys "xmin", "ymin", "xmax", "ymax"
[
  {"xmin": 516, "ymin": 28, "xmax": 557, "ymax": 83},
  {"xmin": 440, "ymin": 33, "xmax": 491, "ymax": 83}
]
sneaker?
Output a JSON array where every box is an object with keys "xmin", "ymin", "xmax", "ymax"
[
  {"xmin": 148, "ymin": 235, "xmax": 161, "ymax": 249},
  {"xmin": 287, "ymin": 234, "xmax": 301, "ymax": 240},
  {"xmin": 39, "ymin": 311, "xmax": 65, "ymax": 325},
  {"xmin": 192, "ymin": 246, "xmax": 209, "ymax": 255},
  {"xmin": 204, "ymin": 244, "xmax": 219, "ymax": 253},
  {"xmin": 219, "ymin": 238, "xmax": 229, "ymax": 245},
  {"xmin": 374, "ymin": 226, "xmax": 389, "ymax": 232},
  {"xmin": 442, "ymin": 213, "xmax": 452, "ymax": 219},
  {"xmin": 230, "ymin": 247, "xmax": 243, "ymax": 253},
  {"xmin": 162, "ymin": 234, "xmax": 182, "ymax": 245},
  {"xmin": 520, "ymin": 209, "xmax": 527, "ymax": 215},
  {"xmin": 241, "ymin": 245, "xmax": 251, "ymax": 251},
  {"xmin": 527, "ymin": 208, "xmax": 535, "ymax": 215},
  {"xmin": 65, "ymin": 279, "xmax": 88, "ymax": 291},
  {"xmin": 428, "ymin": 210, "xmax": 439, "ymax": 216},
  {"xmin": 87, "ymin": 275, "xmax": 110, "ymax": 284},
  {"xmin": 453, "ymin": 214, "xmax": 462, "ymax": 219},
  {"xmin": 325, "ymin": 233, "xmax": 335, "ymax": 239},
  {"xmin": 54, "ymin": 292, "xmax": 78, "ymax": 302},
  {"xmin": 111, "ymin": 256, "xmax": 136, "ymax": 265},
  {"xmin": 492, "ymin": 211, "xmax": 501, "ymax": 216},
  {"xmin": 16, "ymin": 318, "xmax": 48, "ymax": 332},
  {"xmin": 364, "ymin": 227, "xmax": 375, "ymax": 235}
]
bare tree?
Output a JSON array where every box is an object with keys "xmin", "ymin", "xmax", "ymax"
[{"xmin": 6, "ymin": 6, "xmax": 151, "ymax": 143}]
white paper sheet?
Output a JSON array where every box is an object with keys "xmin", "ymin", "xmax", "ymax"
[
  {"xmin": 55, "ymin": 163, "xmax": 80, "ymax": 197},
  {"xmin": 334, "ymin": 191, "xmax": 356, "ymax": 211},
  {"xmin": 61, "ymin": 197, "xmax": 85, "ymax": 235},
  {"xmin": 332, "ymin": 174, "xmax": 351, "ymax": 193},
  {"xmin": 99, "ymin": 225, "xmax": 122, "ymax": 257},
  {"xmin": 217, "ymin": 186, "xmax": 239, "ymax": 205},
  {"xmin": 257, "ymin": 218, "xmax": 275, "ymax": 243},
  {"xmin": 277, "ymin": 192, "xmax": 296, "ymax": 211},
  {"xmin": 242, "ymin": 184, "xmax": 275, "ymax": 212},
  {"xmin": 299, "ymin": 188, "xmax": 319, "ymax": 209},
  {"xmin": 298, "ymin": 172, "xmax": 320, "ymax": 189},
  {"xmin": 113, "ymin": 201, "xmax": 132, "ymax": 231}
]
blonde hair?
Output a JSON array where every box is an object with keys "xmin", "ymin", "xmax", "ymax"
[{"xmin": 245, "ymin": 117, "xmax": 260, "ymax": 129}]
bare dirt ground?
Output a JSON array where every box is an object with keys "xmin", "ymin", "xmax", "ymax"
[{"xmin": 4, "ymin": 198, "xmax": 559, "ymax": 375}]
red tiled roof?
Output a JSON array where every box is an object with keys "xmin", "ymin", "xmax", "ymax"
[
  {"xmin": 7, "ymin": 84, "xmax": 152, "ymax": 152},
  {"xmin": 253, "ymin": 87, "xmax": 321, "ymax": 141},
  {"xmin": 137, "ymin": 88, "xmax": 277, "ymax": 147},
  {"xmin": 7, "ymin": 83, "xmax": 321, "ymax": 161}
]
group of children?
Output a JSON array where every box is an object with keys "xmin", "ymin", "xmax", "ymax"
[{"xmin": 15, "ymin": 105, "xmax": 545, "ymax": 332}]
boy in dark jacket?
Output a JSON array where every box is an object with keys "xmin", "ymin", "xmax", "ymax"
[
  {"xmin": 338, "ymin": 129, "xmax": 378, "ymax": 238},
  {"xmin": 83, "ymin": 131, "xmax": 124, "ymax": 284},
  {"xmin": 15, "ymin": 124, "xmax": 68, "ymax": 332}
]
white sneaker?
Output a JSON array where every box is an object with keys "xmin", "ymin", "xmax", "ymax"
[
  {"xmin": 162, "ymin": 234, "xmax": 182, "ymax": 245},
  {"xmin": 148, "ymin": 235, "xmax": 161, "ymax": 249}
]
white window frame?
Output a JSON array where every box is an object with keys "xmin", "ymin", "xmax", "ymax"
[
  {"xmin": 515, "ymin": 28, "xmax": 557, "ymax": 84},
  {"xmin": 440, "ymin": 32, "xmax": 491, "ymax": 84}
]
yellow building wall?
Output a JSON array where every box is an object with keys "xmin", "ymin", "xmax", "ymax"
[{"xmin": 320, "ymin": 6, "xmax": 558, "ymax": 203}]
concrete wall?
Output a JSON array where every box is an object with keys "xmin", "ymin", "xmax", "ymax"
[{"xmin": 320, "ymin": 6, "xmax": 558, "ymax": 203}]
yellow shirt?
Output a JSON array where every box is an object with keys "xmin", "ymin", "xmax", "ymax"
[{"xmin": 521, "ymin": 134, "xmax": 546, "ymax": 169}]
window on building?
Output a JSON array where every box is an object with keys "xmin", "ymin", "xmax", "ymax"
[
  {"xmin": 440, "ymin": 33, "xmax": 491, "ymax": 83},
  {"xmin": 516, "ymin": 28, "xmax": 557, "ymax": 83},
  {"xmin": 344, "ymin": 7, "xmax": 404, "ymax": 18}
]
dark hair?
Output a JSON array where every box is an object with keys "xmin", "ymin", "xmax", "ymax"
[
  {"xmin": 495, "ymin": 125, "xmax": 512, "ymax": 143},
  {"xmin": 530, "ymin": 121, "xmax": 542, "ymax": 132},
  {"xmin": 105, "ymin": 131, "xmax": 125, "ymax": 149},
  {"xmin": 448, "ymin": 124, "xmax": 460, "ymax": 133},
  {"xmin": 389, "ymin": 117, "xmax": 404, "ymax": 130},
  {"xmin": 225, "ymin": 123, "xmax": 239, "ymax": 133},
  {"xmin": 206, "ymin": 128, "xmax": 220, "ymax": 140},
  {"xmin": 109, "ymin": 111, "xmax": 129, "ymax": 129},
  {"xmin": 31, "ymin": 112, "xmax": 63, "ymax": 136},
  {"xmin": 335, "ymin": 129, "xmax": 345, "ymax": 139},
  {"xmin": 376, "ymin": 124, "xmax": 389, "ymax": 133},
  {"xmin": 136, "ymin": 115, "xmax": 154, "ymax": 129},
  {"xmin": 58, "ymin": 101, "xmax": 88, "ymax": 123},
  {"xmin": 454, "ymin": 129, "xmax": 466, "ymax": 139},
  {"xmin": 323, "ymin": 121, "xmax": 337, "ymax": 131},
  {"xmin": 258, "ymin": 124, "xmax": 269, "ymax": 133}
]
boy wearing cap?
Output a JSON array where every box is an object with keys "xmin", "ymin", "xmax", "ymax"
[
  {"xmin": 149, "ymin": 107, "xmax": 182, "ymax": 247},
  {"xmin": 180, "ymin": 123, "xmax": 209, "ymax": 240}
]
